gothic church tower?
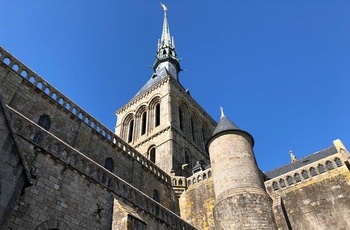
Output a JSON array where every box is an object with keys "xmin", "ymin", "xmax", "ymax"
[{"xmin": 115, "ymin": 5, "xmax": 216, "ymax": 176}]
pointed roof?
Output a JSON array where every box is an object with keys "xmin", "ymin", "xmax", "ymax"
[
  {"xmin": 212, "ymin": 107, "xmax": 240, "ymax": 135},
  {"xmin": 133, "ymin": 3, "xmax": 181, "ymax": 99},
  {"xmin": 206, "ymin": 108, "xmax": 254, "ymax": 151},
  {"xmin": 159, "ymin": 3, "xmax": 173, "ymax": 48}
]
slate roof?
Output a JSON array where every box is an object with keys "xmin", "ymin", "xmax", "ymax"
[
  {"xmin": 133, "ymin": 67, "xmax": 170, "ymax": 99},
  {"xmin": 264, "ymin": 145, "xmax": 338, "ymax": 179},
  {"xmin": 212, "ymin": 114, "xmax": 240, "ymax": 136}
]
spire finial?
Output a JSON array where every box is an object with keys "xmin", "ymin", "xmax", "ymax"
[
  {"xmin": 289, "ymin": 150, "xmax": 297, "ymax": 162},
  {"xmin": 220, "ymin": 107, "xmax": 225, "ymax": 117},
  {"xmin": 159, "ymin": 2, "xmax": 171, "ymax": 48},
  {"xmin": 160, "ymin": 2, "xmax": 168, "ymax": 12}
]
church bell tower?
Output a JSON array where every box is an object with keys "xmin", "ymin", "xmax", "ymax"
[{"xmin": 115, "ymin": 4, "xmax": 216, "ymax": 176}]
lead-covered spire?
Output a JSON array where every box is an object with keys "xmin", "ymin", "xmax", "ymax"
[
  {"xmin": 153, "ymin": 3, "xmax": 181, "ymax": 81},
  {"xmin": 158, "ymin": 3, "xmax": 174, "ymax": 48}
]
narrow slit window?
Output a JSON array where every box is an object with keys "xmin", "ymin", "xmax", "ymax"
[
  {"xmin": 155, "ymin": 103, "xmax": 160, "ymax": 127},
  {"xmin": 179, "ymin": 107, "xmax": 183, "ymax": 131},
  {"xmin": 149, "ymin": 147, "xmax": 156, "ymax": 163},
  {"xmin": 141, "ymin": 112, "xmax": 147, "ymax": 135},
  {"xmin": 128, "ymin": 120, "xmax": 134, "ymax": 143}
]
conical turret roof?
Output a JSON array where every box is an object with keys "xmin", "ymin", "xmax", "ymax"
[
  {"xmin": 212, "ymin": 108, "xmax": 240, "ymax": 136},
  {"xmin": 206, "ymin": 107, "xmax": 254, "ymax": 150}
]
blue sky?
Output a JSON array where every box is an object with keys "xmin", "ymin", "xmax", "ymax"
[{"xmin": 1, "ymin": 1, "xmax": 350, "ymax": 172}]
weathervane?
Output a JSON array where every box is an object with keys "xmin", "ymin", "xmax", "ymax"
[{"xmin": 160, "ymin": 2, "xmax": 168, "ymax": 12}]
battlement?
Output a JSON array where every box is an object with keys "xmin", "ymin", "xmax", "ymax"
[
  {"xmin": 0, "ymin": 46, "xmax": 170, "ymax": 185},
  {"xmin": 8, "ymin": 105, "xmax": 197, "ymax": 230}
]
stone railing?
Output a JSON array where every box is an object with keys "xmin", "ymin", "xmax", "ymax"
[
  {"xmin": 0, "ymin": 46, "xmax": 170, "ymax": 185},
  {"xmin": 187, "ymin": 168, "xmax": 212, "ymax": 188},
  {"xmin": 9, "ymin": 107, "xmax": 197, "ymax": 230},
  {"xmin": 266, "ymin": 154, "xmax": 347, "ymax": 192}
]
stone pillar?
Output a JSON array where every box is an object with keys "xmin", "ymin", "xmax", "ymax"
[{"xmin": 207, "ymin": 130, "xmax": 277, "ymax": 230}]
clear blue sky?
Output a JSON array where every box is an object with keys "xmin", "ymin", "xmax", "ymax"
[{"xmin": 1, "ymin": 1, "xmax": 350, "ymax": 172}]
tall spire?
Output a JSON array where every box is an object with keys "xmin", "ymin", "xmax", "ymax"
[
  {"xmin": 153, "ymin": 3, "xmax": 181, "ymax": 81},
  {"xmin": 159, "ymin": 2, "xmax": 173, "ymax": 48}
]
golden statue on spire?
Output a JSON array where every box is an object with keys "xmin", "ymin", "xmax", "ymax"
[{"xmin": 160, "ymin": 2, "xmax": 168, "ymax": 12}]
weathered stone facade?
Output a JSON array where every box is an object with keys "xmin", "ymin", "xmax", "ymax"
[{"xmin": 1, "ymin": 6, "xmax": 350, "ymax": 230}]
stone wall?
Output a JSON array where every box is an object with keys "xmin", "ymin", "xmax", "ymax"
[
  {"xmin": 265, "ymin": 151, "xmax": 350, "ymax": 230},
  {"xmin": 0, "ymin": 47, "xmax": 175, "ymax": 210},
  {"xmin": 3, "ymin": 107, "xmax": 196, "ymax": 229},
  {"xmin": 0, "ymin": 47, "xmax": 197, "ymax": 229},
  {"xmin": 0, "ymin": 94, "xmax": 31, "ymax": 227},
  {"xmin": 179, "ymin": 176, "xmax": 215, "ymax": 230}
]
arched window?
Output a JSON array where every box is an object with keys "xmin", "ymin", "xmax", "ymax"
[
  {"xmin": 302, "ymin": 170, "xmax": 309, "ymax": 179},
  {"xmin": 287, "ymin": 176, "xmax": 293, "ymax": 185},
  {"xmin": 155, "ymin": 103, "xmax": 160, "ymax": 127},
  {"xmin": 294, "ymin": 173, "xmax": 301, "ymax": 182},
  {"xmin": 104, "ymin": 157, "xmax": 114, "ymax": 172},
  {"xmin": 326, "ymin": 161, "xmax": 334, "ymax": 170},
  {"xmin": 179, "ymin": 107, "xmax": 183, "ymax": 131},
  {"xmin": 141, "ymin": 112, "xmax": 147, "ymax": 135},
  {"xmin": 38, "ymin": 114, "xmax": 51, "ymax": 130},
  {"xmin": 335, "ymin": 158, "xmax": 343, "ymax": 167},
  {"xmin": 279, "ymin": 179, "xmax": 286, "ymax": 188},
  {"xmin": 149, "ymin": 146, "xmax": 156, "ymax": 163},
  {"xmin": 185, "ymin": 150, "xmax": 190, "ymax": 165},
  {"xmin": 32, "ymin": 133, "xmax": 42, "ymax": 144},
  {"xmin": 272, "ymin": 181, "xmax": 279, "ymax": 191},
  {"xmin": 310, "ymin": 167, "xmax": 317, "ymax": 177},
  {"xmin": 153, "ymin": 189, "xmax": 160, "ymax": 202},
  {"xmin": 128, "ymin": 120, "xmax": 134, "ymax": 143},
  {"xmin": 190, "ymin": 118, "xmax": 195, "ymax": 141},
  {"xmin": 318, "ymin": 164, "xmax": 326, "ymax": 173}
]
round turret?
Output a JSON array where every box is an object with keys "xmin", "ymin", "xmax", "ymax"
[{"xmin": 206, "ymin": 109, "xmax": 277, "ymax": 230}]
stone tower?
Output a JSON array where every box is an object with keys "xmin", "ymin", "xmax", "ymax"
[
  {"xmin": 115, "ymin": 4, "xmax": 216, "ymax": 176},
  {"xmin": 206, "ymin": 109, "xmax": 277, "ymax": 229}
]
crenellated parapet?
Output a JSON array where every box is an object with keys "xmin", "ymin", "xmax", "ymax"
[{"xmin": 8, "ymin": 105, "xmax": 197, "ymax": 230}]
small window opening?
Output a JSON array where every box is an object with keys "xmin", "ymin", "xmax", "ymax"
[
  {"xmin": 272, "ymin": 181, "xmax": 279, "ymax": 191},
  {"xmin": 153, "ymin": 189, "xmax": 160, "ymax": 202},
  {"xmin": 326, "ymin": 161, "xmax": 334, "ymax": 170},
  {"xmin": 104, "ymin": 157, "xmax": 114, "ymax": 172},
  {"xmin": 191, "ymin": 118, "xmax": 195, "ymax": 141},
  {"xmin": 141, "ymin": 112, "xmax": 147, "ymax": 135},
  {"xmin": 335, "ymin": 158, "xmax": 343, "ymax": 167},
  {"xmin": 302, "ymin": 170, "xmax": 309, "ymax": 179},
  {"xmin": 179, "ymin": 107, "xmax": 183, "ymax": 131},
  {"xmin": 128, "ymin": 120, "xmax": 134, "ymax": 143},
  {"xmin": 310, "ymin": 167, "xmax": 317, "ymax": 177},
  {"xmin": 149, "ymin": 147, "xmax": 156, "ymax": 163},
  {"xmin": 279, "ymin": 179, "xmax": 286, "ymax": 188},
  {"xmin": 38, "ymin": 115, "xmax": 51, "ymax": 130},
  {"xmin": 155, "ymin": 103, "xmax": 160, "ymax": 127},
  {"xmin": 318, "ymin": 164, "xmax": 326, "ymax": 173}
]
